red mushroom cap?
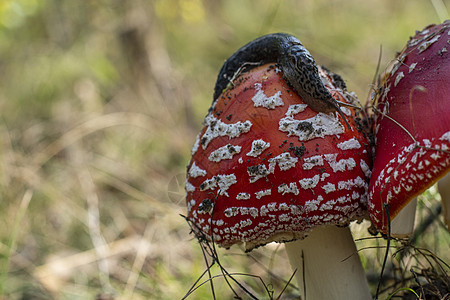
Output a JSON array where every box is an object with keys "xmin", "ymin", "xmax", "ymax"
[
  {"xmin": 186, "ymin": 64, "xmax": 372, "ymax": 250},
  {"xmin": 368, "ymin": 21, "xmax": 450, "ymax": 233}
]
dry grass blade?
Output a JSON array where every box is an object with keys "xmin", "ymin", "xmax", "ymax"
[
  {"xmin": 32, "ymin": 112, "xmax": 159, "ymax": 169},
  {"xmin": 92, "ymin": 167, "xmax": 171, "ymax": 213},
  {"xmin": 0, "ymin": 190, "xmax": 33, "ymax": 297},
  {"xmin": 77, "ymin": 166, "xmax": 114, "ymax": 294},
  {"xmin": 33, "ymin": 236, "xmax": 145, "ymax": 293},
  {"xmin": 123, "ymin": 223, "xmax": 154, "ymax": 298}
]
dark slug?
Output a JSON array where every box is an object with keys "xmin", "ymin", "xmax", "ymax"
[{"xmin": 214, "ymin": 33, "xmax": 353, "ymax": 129}]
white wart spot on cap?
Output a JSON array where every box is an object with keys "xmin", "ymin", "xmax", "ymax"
[
  {"xmin": 341, "ymin": 107, "xmax": 352, "ymax": 116},
  {"xmin": 360, "ymin": 159, "xmax": 372, "ymax": 178},
  {"xmin": 381, "ymin": 84, "xmax": 391, "ymax": 103},
  {"xmin": 247, "ymin": 152, "xmax": 298, "ymax": 183},
  {"xmin": 236, "ymin": 193, "xmax": 251, "ymax": 200},
  {"xmin": 303, "ymin": 155, "xmax": 324, "ymax": 170},
  {"xmin": 187, "ymin": 199, "xmax": 196, "ymax": 213},
  {"xmin": 394, "ymin": 72, "xmax": 404, "ymax": 87},
  {"xmin": 337, "ymin": 138, "xmax": 361, "ymax": 150},
  {"xmin": 240, "ymin": 207, "xmax": 258, "ymax": 218},
  {"xmin": 299, "ymin": 175, "xmax": 320, "ymax": 190},
  {"xmin": 255, "ymin": 189, "xmax": 271, "ymax": 199},
  {"xmin": 188, "ymin": 162, "xmax": 207, "ymax": 178},
  {"xmin": 279, "ymin": 113, "xmax": 345, "ymax": 142},
  {"xmin": 224, "ymin": 207, "xmax": 239, "ymax": 217},
  {"xmin": 391, "ymin": 53, "xmax": 406, "ymax": 75},
  {"xmin": 252, "ymin": 83, "xmax": 284, "ymax": 109},
  {"xmin": 304, "ymin": 195, "xmax": 323, "ymax": 213},
  {"xmin": 247, "ymin": 164, "xmax": 270, "ymax": 183},
  {"xmin": 322, "ymin": 182, "xmax": 336, "ymax": 194},
  {"xmin": 408, "ymin": 63, "xmax": 417, "ymax": 73},
  {"xmin": 351, "ymin": 191, "xmax": 360, "ymax": 200},
  {"xmin": 338, "ymin": 176, "xmax": 366, "ymax": 191},
  {"xmin": 440, "ymin": 131, "xmax": 450, "ymax": 142},
  {"xmin": 191, "ymin": 133, "xmax": 201, "ymax": 156},
  {"xmin": 247, "ymin": 139, "xmax": 270, "ymax": 157},
  {"xmin": 324, "ymin": 154, "xmax": 356, "ymax": 172},
  {"xmin": 430, "ymin": 152, "xmax": 441, "ymax": 161},
  {"xmin": 268, "ymin": 152, "xmax": 298, "ymax": 171},
  {"xmin": 319, "ymin": 200, "xmax": 334, "ymax": 211},
  {"xmin": 209, "ymin": 144, "xmax": 242, "ymax": 162},
  {"xmin": 200, "ymin": 174, "xmax": 237, "ymax": 196},
  {"xmin": 417, "ymin": 34, "xmax": 441, "ymax": 53},
  {"xmin": 240, "ymin": 219, "xmax": 253, "ymax": 228},
  {"xmin": 278, "ymin": 182, "xmax": 299, "ymax": 195},
  {"xmin": 185, "ymin": 180, "xmax": 196, "ymax": 192},
  {"xmin": 201, "ymin": 114, "xmax": 252, "ymax": 149},
  {"xmin": 285, "ymin": 104, "xmax": 308, "ymax": 117}
]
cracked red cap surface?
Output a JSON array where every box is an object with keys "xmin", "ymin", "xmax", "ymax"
[
  {"xmin": 186, "ymin": 64, "xmax": 372, "ymax": 250},
  {"xmin": 368, "ymin": 21, "xmax": 450, "ymax": 233}
]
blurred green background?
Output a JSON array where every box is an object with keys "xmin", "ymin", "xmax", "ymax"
[{"xmin": 0, "ymin": 0, "xmax": 448, "ymax": 299}]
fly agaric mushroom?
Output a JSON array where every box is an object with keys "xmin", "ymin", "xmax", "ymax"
[
  {"xmin": 186, "ymin": 63, "xmax": 372, "ymax": 299},
  {"xmin": 368, "ymin": 21, "xmax": 450, "ymax": 237}
]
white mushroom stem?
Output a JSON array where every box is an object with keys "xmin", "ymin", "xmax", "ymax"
[
  {"xmin": 437, "ymin": 172, "xmax": 450, "ymax": 230},
  {"xmin": 390, "ymin": 198, "xmax": 417, "ymax": 238},
  {"xmin": 285, "ymin": 226, "xmax": 371, "ymax": 300}
]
